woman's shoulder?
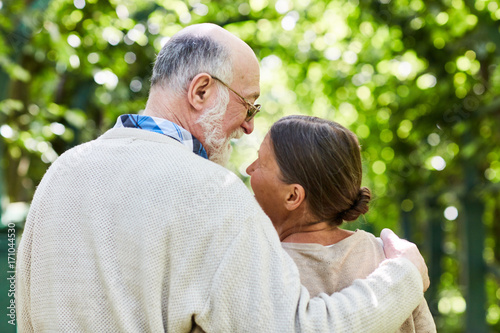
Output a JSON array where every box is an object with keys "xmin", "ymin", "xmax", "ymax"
[
  {"xmin": 352, "ymin": 229, "xmax": 384, "ymax": 246},
  {"xmin": 352, "ymin": 230, "xmax": 386, "ymax": 258},
  {"xmin": 354, "ymin": 229, "xmax": 382, "ymax": 244}
]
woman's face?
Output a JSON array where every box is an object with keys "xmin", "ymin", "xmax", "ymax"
[{"xmin": 246, "ymin": 135, "xmax": 289, "ymax": 226}]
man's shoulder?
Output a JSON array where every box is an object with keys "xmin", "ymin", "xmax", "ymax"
[
  {"xmin": 47, "ymin": 128, "xmax": 254, "ymax": 209},
  {"xmin": 59, "ymin": 127, "xmax": 201, "ymax": 164},
  {"xmin": 97, "ymin": 128, "xmax": 248, "ymax": 195},
  {"xmin": 50, "ymin": 128, "xmax": 231, "ymax": 180}
]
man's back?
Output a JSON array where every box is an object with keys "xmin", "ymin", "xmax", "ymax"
[{"xmin": 16, "ymin": 127, "xmax": 272, "ymax": 331}]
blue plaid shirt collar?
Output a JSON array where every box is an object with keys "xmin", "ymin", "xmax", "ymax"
[{"xmin": 114, "ymin": 114, "xmax": 208, "ymax": 159}]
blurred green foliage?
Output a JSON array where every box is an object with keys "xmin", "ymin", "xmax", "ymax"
[{"xmin": 1, "ymin": 0, "xmax": 499, "ymax": 331}]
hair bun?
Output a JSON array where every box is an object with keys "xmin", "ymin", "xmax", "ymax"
[{"xmin": 340, "ymin": 187, "xmax": 371, "ymax": 222}]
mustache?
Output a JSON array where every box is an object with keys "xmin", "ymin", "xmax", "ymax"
[{"xmin": 230, "ymin": 127, "xmax": 244, "ymax": 140}]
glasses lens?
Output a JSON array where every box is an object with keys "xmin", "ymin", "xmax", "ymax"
[{"xmin": 246, "ymin": 105, "xmax": 261, "ymax": 121}]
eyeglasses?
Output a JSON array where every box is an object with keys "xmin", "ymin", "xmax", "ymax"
[{"xmin": 211, "ymin": 76, "xmax": 261, "ymax": 122}]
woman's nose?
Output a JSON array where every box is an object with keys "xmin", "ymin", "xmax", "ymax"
[{"xmin": 246, "ymin": 161, "xmax": 256, "ymax": 175}]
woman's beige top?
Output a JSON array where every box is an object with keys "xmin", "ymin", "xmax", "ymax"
[{"xmin": 282, "ymin": 230, "xmax": 436, "ymax": 333}]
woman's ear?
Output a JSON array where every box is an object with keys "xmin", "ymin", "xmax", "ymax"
[
  {"xmin": 284, "ymin": 184, "xmax": 306, "ymax": 212},
  {"xmin": 187, "ymin": 73, "xmax": 215, "ymax": 111}
]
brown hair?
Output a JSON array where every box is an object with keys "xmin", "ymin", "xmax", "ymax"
[{"xmin": 269, "ymin": 115, "xmax": 371, "ymax": 226}]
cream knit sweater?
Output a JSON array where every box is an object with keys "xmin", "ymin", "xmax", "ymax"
[{"xmin": 17, "ymin": 128, "xmax": 424, "ymax": 332}]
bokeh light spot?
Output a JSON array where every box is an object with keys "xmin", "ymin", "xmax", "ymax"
[
  {"xmin": 401, "ymin": 199, "xmax": 414, "ymax": 212},
  {"xmin": 88, "ymin": 52, "xmax": 99, "ymax": 64},
  {"xmin": 69, "ymin": 55, "xmax": 80, "ymax": 68},
  {"xmin": 116, "ymin": 5, "xmax": 129, "ymax": 19},
  {"xmin": 0, "ymin": 125, "xmax": 14, "ymax": 138},
  {"xmin": 372, "ymin": 160, "xmax": 386, "ymax": 175},
  {"xmin": 416, "ymin": 73, "xmax": 437, "ymax": 89},
  {"xmin": 275, "ymin": 0, "xmax": 291, "ymax": 14},
  {"xmin": 356, "ymin": 124, "xmax": 370, "ymax": 139},
  {"xmin": 444, "ymin": 206, "xmax": 458, "ymax": 220},
  {"xmin": 130, "ymin": 79, "xmax": 142, "ymax": 92},
  {"xmin": 124, "ymin": 52, "xmax": 136, "ymax": 64},
  {"xmin": 427, "ymin": 133, "xmax": 440, "ymax": 146},
  {"xmin": 50, "ymin": 122, "xmax": 66, "ymax": 135},
  {"xmin": 67, "ymin": 34, "xmax": 81, "ymax": 48},
  {"xmin": 436, "ymin": 12, "xmax": 449, "ymax": 25},
  {"xmin": 74, "ymin": 0, "xmax": 85, "ymax": 9},
  {"xmin": 94, "ymin": 70, "xmax": 119, "ymax": 90},
  {"xmin": 431, "ymin": 156, "xmax": 446, "ymax": 170}
]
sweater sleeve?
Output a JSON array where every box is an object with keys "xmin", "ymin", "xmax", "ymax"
[
  {"xmin": 411, "ymin": 299, "xmax": 437, "ymax": 333},
  {"xmin": 16, "ymin": 209, "xmax": 35, "ymax": 333},
  {"xmin": 195, "ymin": 212, "xmax": 424, "ymax": 333}
]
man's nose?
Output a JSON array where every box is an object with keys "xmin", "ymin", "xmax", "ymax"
[{"xmin": 241, "ymin": 118, "xmax": 254, "ymax": 134}]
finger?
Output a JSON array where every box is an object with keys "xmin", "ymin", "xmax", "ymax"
[
  {"xmin": 380, "ymin": 228, "xmax": 398, "ymax": 243},
  {"xmin": 424, "ymin": 275, "xmax": 430, "ymax": 292}
]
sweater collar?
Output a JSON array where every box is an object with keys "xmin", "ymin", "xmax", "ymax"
[{"xmin": 113, "ymin": 114, "xmax": 208, "ymax": 159}]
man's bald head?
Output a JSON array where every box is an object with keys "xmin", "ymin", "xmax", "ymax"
[
  {"xmin": 150, "ymin": 23, "xmax": 257, "ymax": 98},
  {"xmin": 177, "ymin": 23, "xmax": 256, "ymax": 58}
]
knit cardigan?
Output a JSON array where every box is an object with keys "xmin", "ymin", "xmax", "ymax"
[{"xmin": 17, "ymin": 127, "xmax": 424, "ymax": 332}]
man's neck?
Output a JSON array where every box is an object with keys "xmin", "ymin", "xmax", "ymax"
[{"xmin": 144, "ymin": 88, "xmax": 200, "ymax": 137}]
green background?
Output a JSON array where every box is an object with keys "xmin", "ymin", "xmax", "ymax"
[{"xmin": 1, "ymin": 0, "xmax": 499, "ymax": 332}]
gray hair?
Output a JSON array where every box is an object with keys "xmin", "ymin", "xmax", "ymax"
[{"xmin": 151, "ymin": 34, "xmax": 233, "ymax": 98}]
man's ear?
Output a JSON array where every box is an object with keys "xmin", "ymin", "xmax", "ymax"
[
  {"xmin": 284, "ymin": 184, "xmax": 306, "ymax": 212},
  {"xmin": 187, "ymin": 73, "xmax": 216, "ymax": 111}
]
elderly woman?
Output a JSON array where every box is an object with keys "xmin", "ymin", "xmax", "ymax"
[{"xmin": 246, "ymin": 115, "xmax": 436, "ymax": 332}]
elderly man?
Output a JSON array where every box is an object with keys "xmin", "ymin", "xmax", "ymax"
[{"xmin": 17, "ymin": 24, "xmax": 428, "ymax": 332}]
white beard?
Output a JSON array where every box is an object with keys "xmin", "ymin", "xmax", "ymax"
[{"xmin": 196, "ymin": 88, "xmax": 244, "ymax": 166}]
